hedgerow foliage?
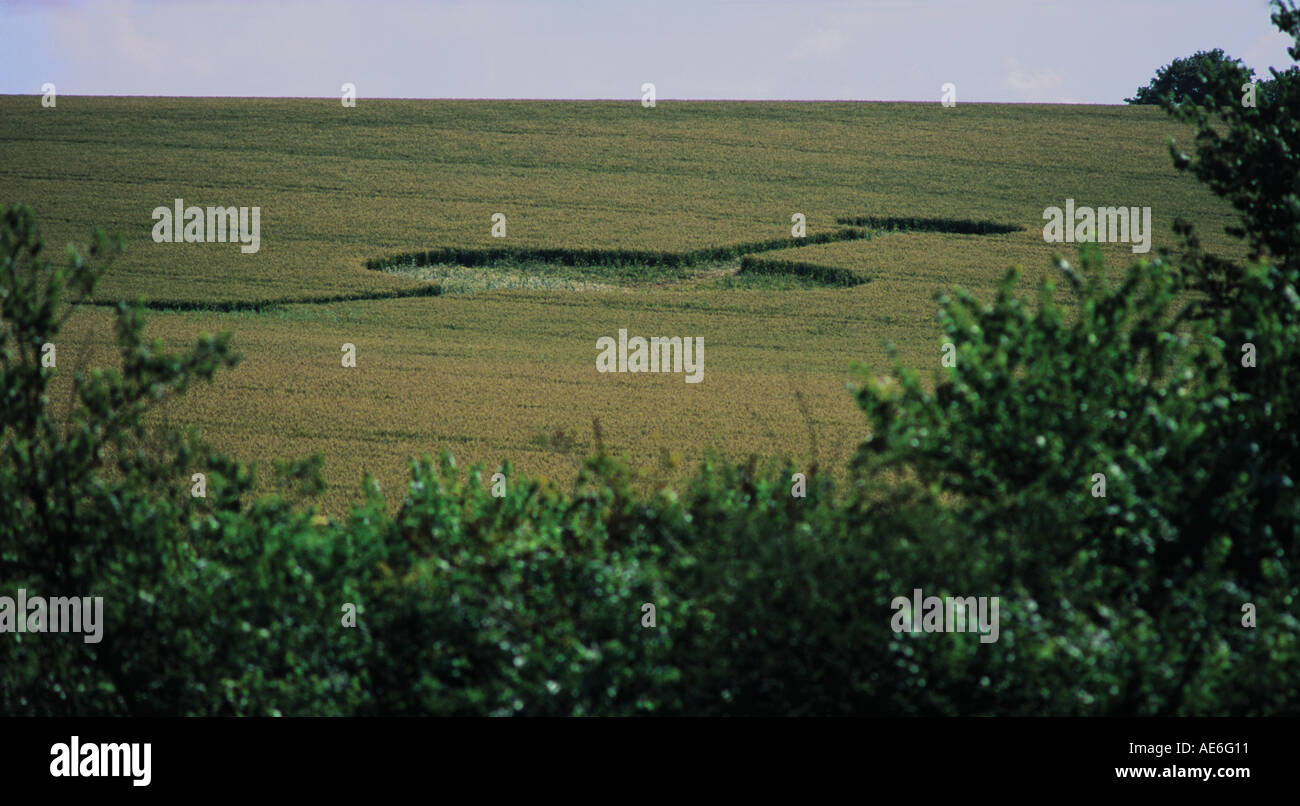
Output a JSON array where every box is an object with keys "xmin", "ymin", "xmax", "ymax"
[{"xmin": 2, "ymin": 2, "xmax": 1297, "ymax": 717}]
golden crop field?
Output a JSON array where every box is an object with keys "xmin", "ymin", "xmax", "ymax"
[{"xmin": 0, "ymin": 97, "xmax": 1240, "ymax": 513}]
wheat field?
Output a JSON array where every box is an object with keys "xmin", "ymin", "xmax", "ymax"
[{"xmin": 0, "ymin": 97, "xmax": 1239, "ymax": 512}]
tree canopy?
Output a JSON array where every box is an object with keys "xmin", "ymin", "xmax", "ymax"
[{"xmin": 1127, "ymin": 48, "xmax": 1255, "ymax": 105}]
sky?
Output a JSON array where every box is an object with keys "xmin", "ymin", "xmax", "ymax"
[{"xmin": 1, "ymin": 0, "xmax": 1295, "ymax": 103}]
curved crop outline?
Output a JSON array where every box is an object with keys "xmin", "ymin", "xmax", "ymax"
[{"xmin": 367, "ymin": 216, "xmax": 1024, "ymax": 290}]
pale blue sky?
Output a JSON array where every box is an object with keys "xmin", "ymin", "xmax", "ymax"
[{"xmin": 1, "ymin": 0, "xmax": 1294, "ymax": 102}]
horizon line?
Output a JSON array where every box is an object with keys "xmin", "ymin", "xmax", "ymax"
[{"xmin": 1, "ymin": 93, "xmax": 1121, "ymax": 105}]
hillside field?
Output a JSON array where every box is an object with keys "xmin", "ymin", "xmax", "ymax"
[{"xmin": 0, "ymin": 97, "xmax": 1239, "ymax": 513}]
